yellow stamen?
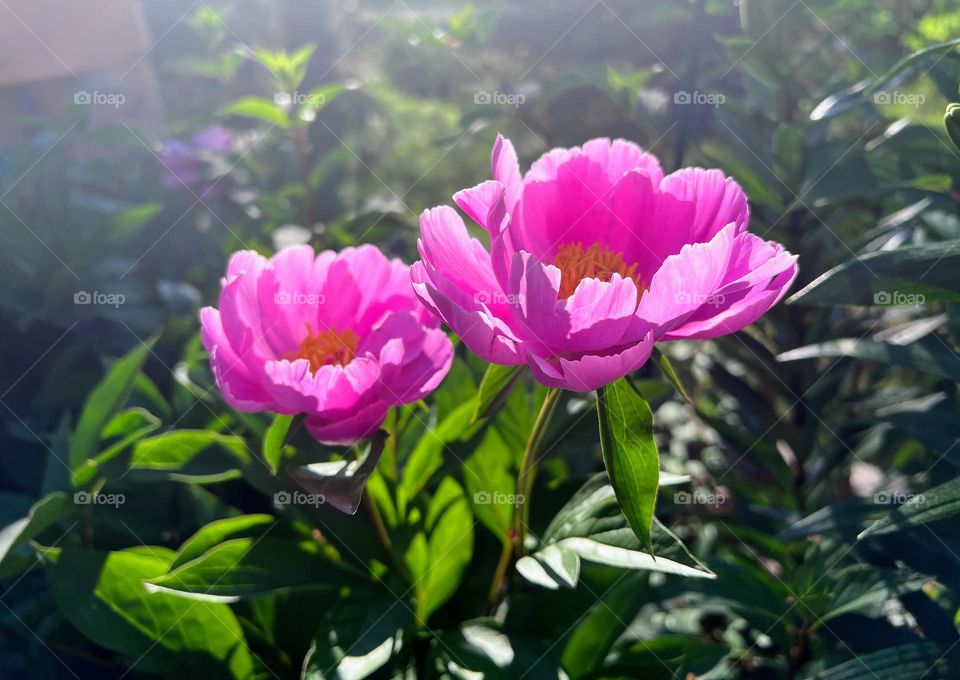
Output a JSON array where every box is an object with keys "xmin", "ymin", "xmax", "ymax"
[
  {"xmin": 552, "ymin": 242, "xmax": 644, "ymax": 299},
  {"xmin": 287, "ymin": 324, "xmax": 359, "ymax": 372}
]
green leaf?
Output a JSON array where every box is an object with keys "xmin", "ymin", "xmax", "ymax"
[
  {"xmin": 108, "ymin": 202, "xmax": 162, "ymax": 238},
  {"xmin": 302, "ymin": 592, "xmax": 411, "ymax": 680},
  {"xmin": 130, "ymin": 430, "xmax": 250, "ymax": 471},
  {"xmin": 859, "ymin": 476, "xmax": 960, "ymax": 539},
  {"xmin": 777, "ymin": 337, "xmax": 960, "ymax": 382},
  {"xmin": 437, "ymin": 619, "xmax": 566, "ymax": 679},
  {"xmin": 296, "ymin": 83, "xmax": 346, "ymax": 121},
  {"xmin": 69, "ymin": 341, "xmax": 153, "ymax": 480},
  {"xmin": 72, "ymin": 407, "xmax": 161, "ymax": 486},
  {"xmin": 788, "ymin": 242, "xmax": 960, "ymax": 306},
  {"xmin": 170, "ymin": 514, "xmax": 277, "ymax": 570},
  {"xmin": 410, "ymin": 478, "xmax": 474, "ymax": 621},
  {"xmin": 946, "ymin": 103, "xmax": 960, "ymax": 154},
  {"xmin": 0, "ymin": 492, "xmax": 69, "ymax": 569},
  {"xmin": 398, "ymin": 400, "xmax": 476, "ymax": 512},
  {"xmin": 516, "ymin": 544, "xmax": 580, "ymax": 590},
  {"xmin": 219, "ymin": 96, "xmax": 290, "ymax": 128},
  {"xmin": 597, "ymin": 378, "xmax": 660, "ymax": 554},
  {"xmin": 816, "ymin": 565, "xmax": 927, "ymax": 622},
  {"xmin": 253, "ymin": 44, "xmax": 316, "ymax": 91},
  {"xmin": 596, "ymin": 636, "xmax": 727, "ymax": 679},
  {"xmin": 146, "ymin": 536, "xmax": 349, "ymax": 602},
  {"xmin": 262, "ymin": 414, "xmax": 293, "ymax": 475},
  {"xmin": 561, "ymin": 574, "xmax": 646, "ymax": 677},
  {"xmin": 46, "ymin": 546, "xmax": 254, "ymax": 677},
  {"xmin": 811, "ymin": 39, "xmax": 960, "ymax": 121},
  {"xmin": 652, "ymin": 351, "xmax": 692, "ymax": 404},
  {"xmin": 518, "ymin": 475, "xmax": 714, "ymax": 590},
  {"xmin": 473, "ymin": 364, "xmax": 524, "ymax": 422},
  {"xmin": 805, "ymin": 642, "xmax": 960, "ymax": 679}
]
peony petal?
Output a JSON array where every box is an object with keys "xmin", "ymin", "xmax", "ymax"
[
  {"xmin": 526, "ymin": 327, "xmax": 655, "ymax": 392},
  {"xmin": 453, "ymin": 180, "xmax": 507, "ymax": 233},
  {"xmin": 263, "ymin": 356, "xmax": 381, "ymax": 415},
  {"xmin": 663, "ymin": 234, "xmax": 798, "ymax": 340},
  {"xmin": 412, "ymin": 269, "xmax": 526, "ymax": 365},
  {"xmin": 562, "ymin": 274, "xmax": 642, "ymax": 352},
  {"xmin": 305, "ymin": 400, "xmax": 390, "ymax": 446},
  {"xmin": 335, "ymin": 245, "xmax": 418, "ymax": 333},
  {"xmin": 508, "ymin": 252, "xmax": 644, "ymax": 356},
  {"xmin": 492, "ymin": 134, "xmax": 523, "ymax": 212},
  {"xmin": 256, "ymin": 245, "xmax": 334, "ymax": 355},
  {"xmin": 362, "ymin": 312, "xmax": 454, "ymax": 404},
  {"xmin": 418, "ymin": 206, "xmax": 504, "ymax": 306},
  {"xmin": 635, "ymin": 222, "xmax": 739, "ymax": 336},
  {"xmin": 218, "ymin": 254, "xmax": 276, "ymax": 372},
  {"xmin": 581, "ymin": 138, "xmax": 663, "ymax": 185},
  {"xmin": 508, "ymin": 251, "xmax": 565, "ymax": 354},
  {"xmin": 659, "ymin": 168, "xmax": 750, "ymax": 243},
  {"xmin": 200, "ymin": 307, "xmax": 272, "ymax": 411},
  {"xmin": 514, "ymin": 154, "xmax": 621, "ymax": 258}
]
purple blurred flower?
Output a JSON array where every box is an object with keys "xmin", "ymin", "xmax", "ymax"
[{"xmin": 159, "ymin": 125, "xmax": 234, "ymax": 196}]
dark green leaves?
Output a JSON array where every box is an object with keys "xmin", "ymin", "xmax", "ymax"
[
  {"xmin": 145, "ymin": 515, "xmax": 354, "ymax": 601},
  {"xmin": 597, "ymin": 378, "xmax": 660, "ymax": 553},
  {"xmin": 46, "ymin": 547, "xmax": 255, "ymax": 677},
  {"xmin": 473, "ymin": 363, "xmax": 524, "ymax": 422},
  {"xmin": 262, "ymin": 414, "xmax": 294, "ymax": 474},
  {"xmin": 860, "ymin": 476, "xmax": 960, "ymax": 539},
  {"xmin": 777, "ymin": 337, "xmax": 960, "ymax": 381},
  {"xmin": 516, "ymin": 475, "xmax": 714, "ymax": 590},
  {"xmin": 404, "ymin": 477, "xmax": 474, "ymax": 620},
  {"xmin": 69, "ymin": 341, "xmax": 153, "ymax": 485},
  {"xmin": 788, "ymin": 243, "xmax": 960, "ymax": 306},
  {"xmin": 0, "ymin": 492, "xmax": 70, "ymax": 571},
  {"xmin": 302, "ymin": 593, "xmax": 411, "ymax": 680},
  {"xmin": 146, "ymin": 536, "xmax": 344, "ymax": 601},
  {"xmin": 946, "ymin": 103, "xmax": 960, "ymax": 154}
]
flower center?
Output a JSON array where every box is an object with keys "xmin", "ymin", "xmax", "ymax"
[
  {"xmin": 553, "ymin": 242, "xmax": 644, "ymax": 299},
  {"xmin": 288, "ymin": 324, "xmax": 359, "ymax": 371}
]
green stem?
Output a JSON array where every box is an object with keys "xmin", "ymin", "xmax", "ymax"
[
  {"xmin": 513, "ymin": 388, "xmax": 562, "ymax": 556},
  {"xmin": 487, "ymin": 539, "xmax": 513, "ymax": 609},
  {"xmin": 364, "ymin": 487, "xmax": 408, "ymax": 581}
]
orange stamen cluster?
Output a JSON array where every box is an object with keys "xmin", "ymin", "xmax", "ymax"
[
  {"xmin": 288, "ymin": 324, "xmax": 359, "ymax": 372},
  {"xmin": 553, "ymin": 242, "xmax": 644, "ymax": 299}
]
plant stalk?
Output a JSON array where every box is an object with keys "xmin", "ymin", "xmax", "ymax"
[{"xmin": 513, "ymin": 388, "xmax": 562, "ymax": 556}]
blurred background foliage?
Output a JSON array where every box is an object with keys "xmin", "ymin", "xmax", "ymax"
[{"xmin": 3, "ymin": 0, "xmax": 960, "ymax": 677}]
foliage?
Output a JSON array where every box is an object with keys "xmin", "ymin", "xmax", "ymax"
[{"xmin": 3, "ymin": 0, "xmax": 960, "ymax": 678}]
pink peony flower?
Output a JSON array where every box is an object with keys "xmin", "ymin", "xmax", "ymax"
[
  {"xmin": 412, "ymin": 136, "xmax": 798, "ymax": 392},
  {"xmin": 200, "ymin": 245, "xmax": 454, "ymax": 445}
]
